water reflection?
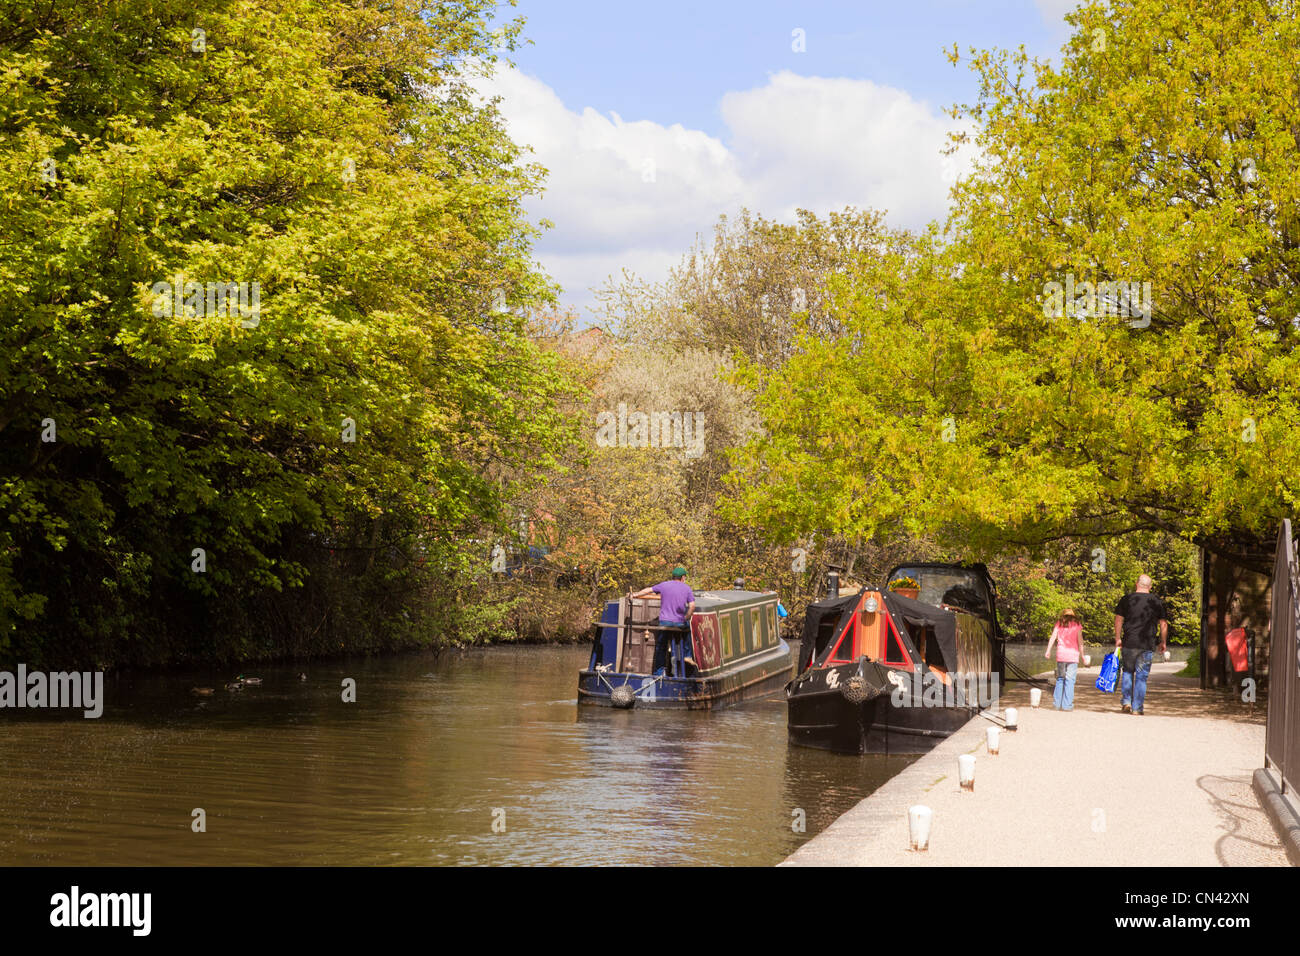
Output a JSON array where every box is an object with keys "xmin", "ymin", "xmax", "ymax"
[{"xmin": 0, "ymin": 646, "xmax": 915, "ymax": 866}]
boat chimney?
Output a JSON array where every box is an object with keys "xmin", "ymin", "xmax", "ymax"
[
  {"xmin": 825, "ymin": 566, "xmax": 844, "ymax": 599},
  {"xmin": 733, "ymin": 576, "xmax": 745, "ymax": 590}
]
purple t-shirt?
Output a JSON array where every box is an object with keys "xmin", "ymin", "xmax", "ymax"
[{"xmin": 652, "ymin": 580, "xmax": 695, "ymax": 623}]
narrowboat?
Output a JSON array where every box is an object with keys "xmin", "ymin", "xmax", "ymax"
[
  {"xmin": 787, "ymin": 563, "xmax": 1007, "ymax": 754},
  {"xmin": 578, "ymin": 589, "xmax": 794, "ymax": 709}
]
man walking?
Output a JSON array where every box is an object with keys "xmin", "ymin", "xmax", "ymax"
[
  {"xmin": 1113, "ymin": 574, "xmax": 1169, "ymax": 715},
  {"xmin": 632, "ymin": 566, "xmax": 696, "ymax": 677}
]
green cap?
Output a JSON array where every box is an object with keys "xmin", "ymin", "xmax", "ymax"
[{"xmin": 672, "ymin": 565, "xmax": 687, "ymax": 578}]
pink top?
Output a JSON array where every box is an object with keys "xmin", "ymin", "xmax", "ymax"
[{"xmin": 1052, "ymin": 622, "xmax": 1082, "ymax": 662}]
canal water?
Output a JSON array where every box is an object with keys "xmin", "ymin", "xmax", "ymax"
[{"xmin": 0, "ymin": 645, "xmax": 916, "ymax": 866}]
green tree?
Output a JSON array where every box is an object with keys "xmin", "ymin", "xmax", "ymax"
[
  {"xmin": 0, "ymin": 0, "xmax": 581, "ymax": 666},
  {"xmin": 600, "ymin": 207, "xmax": 900, "ymax": 366},
  {"xmin": 726, "ymin": 0, "xmax": 1298, "ymax": 578},
  {"xmin": 591, "ymin": 208, "xmax": 922, "ymax": 620}
]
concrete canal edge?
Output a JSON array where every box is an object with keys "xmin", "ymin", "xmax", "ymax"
[
  {"xmin": 780, "ymin": 710, "xmax": 993, "ymax": 867},
  {"xmin": 1252, "ymin": 767, "xmax": 1300, "ymax": 866}
]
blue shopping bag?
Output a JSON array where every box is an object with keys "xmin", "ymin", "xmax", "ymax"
[{"xmin": 1095, "ymin": 651, "xmax": 1119, "ymax": 693}]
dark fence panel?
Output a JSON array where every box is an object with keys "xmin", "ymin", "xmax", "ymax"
[{"xmin": 1266, "ymin": 520, "xmax": 1300, "ymax": 793}]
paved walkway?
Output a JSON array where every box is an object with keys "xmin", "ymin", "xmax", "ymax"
[{"xmin": 783, "ymin": 662, "xmax": 1288, "ymax": 866}]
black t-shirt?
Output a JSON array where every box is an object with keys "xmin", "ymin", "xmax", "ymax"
[{"xmin": 1114, "ymin": 592, "xmax": 1168, "ymax": 650}]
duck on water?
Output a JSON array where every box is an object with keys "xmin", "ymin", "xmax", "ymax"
[{"xmin": 787, "ymin": 563, "xmax": 1008, "ymax": 755}]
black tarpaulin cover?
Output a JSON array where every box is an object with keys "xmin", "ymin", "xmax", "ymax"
[
  {"xmin": 799, "ymin": 590, "xmax": 960, "ymax": 671},
  {"xmin": 885, "ymin": 591, "xmax": 959, "ymax": 672},
  {"xmin": 799, "ymin": 593, "xmax": 858, "ymax": 671}
]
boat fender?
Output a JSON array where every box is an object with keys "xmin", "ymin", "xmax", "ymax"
[
  {"xmin": 840, "ymin": 674, "xmax": 869, "ymax": 704},
  {"xmin": 611, "ymin": 684, "xmax": 636, "ymax": 709}
]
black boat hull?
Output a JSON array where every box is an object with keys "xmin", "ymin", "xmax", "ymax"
[
  {"xmin": 787, "ymin": 687, "xmax": 976, "ymax": 754},
  {"xmin": 786, "ymin": 662, "xmax": 986, "ymax": 754}
]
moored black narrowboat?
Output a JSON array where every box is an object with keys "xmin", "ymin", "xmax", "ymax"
[
  {"xmin": 578, "ymin": 589, "xmax": 794, "ymax": 710},
  {"xmin": 787, "ymin": 563, "xmax": 1007, "ymax": 754}
]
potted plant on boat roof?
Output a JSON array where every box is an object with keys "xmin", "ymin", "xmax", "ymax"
[{"xmin": 888, "ymin": 576, "xmax": 921, "ymax": 600}]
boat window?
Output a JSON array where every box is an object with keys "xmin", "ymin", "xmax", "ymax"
[
  {"xmin": 918, "ymin": 624, "xmax": 946, "ymax": 669},
  {"xmin": 766, "ymin": 604, "xmax": 777, "ymax": 645},
  {"xmin": 720, "ymin": 614, "xmax": 733, "ymax": 658},
  {"xmin": 884, "ymin": 615, "xmax": 911, "ymax": 667},
  {"xmin": 889, "ymin": 566, "xmax": 993, "ymax": 619},
  {"xmin": 828, "ymin": 620, "xmax": 856, "ymax": 663}
]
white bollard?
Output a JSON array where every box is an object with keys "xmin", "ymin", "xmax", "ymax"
[
  {"xmin": 1005, "ymin": 707, "xmax": 1019, "ymax": 732},
  {"xmin": 1084, "ymin": 654, "xmax": 1092, "ymax": 667},
  {"xmin": 986, "ymin": 726, "xmax": 1000, "ymax": 754},
  {"xmin": 1163, "ymin": 650, "xmax": 1171, "ymax": 662},
  {"xmin": 908, "ymin": 805, "xmax": 932, "ymax": 850},
  {"xmin": 958, "ymin": 754, "xmax": 976, "ymax": 792},
  {"xmin": 1030, "ymin": 687, "xmax": 1042, "ymax": 708}
]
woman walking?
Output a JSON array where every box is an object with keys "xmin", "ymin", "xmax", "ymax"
[{"xmin": 1045, "ymin": 608, "xmax": 1084, "ymax": 710}]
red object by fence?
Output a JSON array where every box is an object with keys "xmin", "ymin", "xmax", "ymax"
[{"xmin": 1225, "ymin": 627, "xmax": 1249, "ymax": 672}]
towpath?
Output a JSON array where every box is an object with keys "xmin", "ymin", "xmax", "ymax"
[{"xmin": 782, "ymin": 661, "xmax": 1287, "ymax": 866}]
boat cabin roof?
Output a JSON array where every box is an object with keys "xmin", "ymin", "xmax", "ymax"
[
  {"xmin": 604, "ymin": 589, "xmax": 775, "ymax": 613},
  {"xmin": 886, "ymin": 563, "xmax": 997, "ymax": 620},
  {"xmin": 693, "ymin": 590, "xmax": 776, "ymax": 610}
]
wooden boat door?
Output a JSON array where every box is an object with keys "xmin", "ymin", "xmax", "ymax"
[{"xmin": 619, "ymin": 597, "xmax": 660, "ymax": 674}]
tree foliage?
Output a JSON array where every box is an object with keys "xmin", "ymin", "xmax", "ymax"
[
  {"xmin": 526, "ymin": 206, "xmax": 1203, "ymax": 644},
  {"xmin": 0, "ymin": 0, "xmax": 582, "ymax": 666},
  {"xmin": 726, "ymin": 0, "xmax": 1297, "ymax": 576},
  {"xmin": 599, "ymin": 207, "xmax": 900, "ymax": 365}
]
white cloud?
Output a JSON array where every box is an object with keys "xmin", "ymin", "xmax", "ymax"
[
  {"xmin": 478, "ymin": 67, "xmax": 976, "ymax": 317},
  {"xmin": 720, "ymin": 72, "xmax": 973, "ymax": 225}
]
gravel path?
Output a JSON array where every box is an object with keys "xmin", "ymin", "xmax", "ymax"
[{"xmin": 783, "ymin": 662, "xmax": 1288, "ymax": 866}]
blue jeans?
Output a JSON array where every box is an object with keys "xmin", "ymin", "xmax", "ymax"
[
  {"xmin": 653, "ymin": 621, "xmax": 689, "ymax": 676},
  {"xmin": 1053, "ymin": 661, "xmax": 1077, "ymax": 710},
  {"xmin": 1121, "ymin": 651, "xmax": 1154, "ymax": 711}
]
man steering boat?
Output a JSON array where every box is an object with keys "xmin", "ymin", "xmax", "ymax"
[{"xmin": 631, "ymin": 566, "xmax": 696, "ymax": 676}]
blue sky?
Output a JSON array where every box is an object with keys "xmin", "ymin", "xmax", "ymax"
[
  {"xmin": 511, "ymin": 1, "xmax": 1069, "ymax": 137},
  {"xmin": 484, "ymin": 0, "xmax": 1081, "ymax": 316}
]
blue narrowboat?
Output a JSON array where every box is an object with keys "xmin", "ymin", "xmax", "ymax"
[{"xmin": 578, "ymin": 589, "xmax": 794, "ymax": 709}]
